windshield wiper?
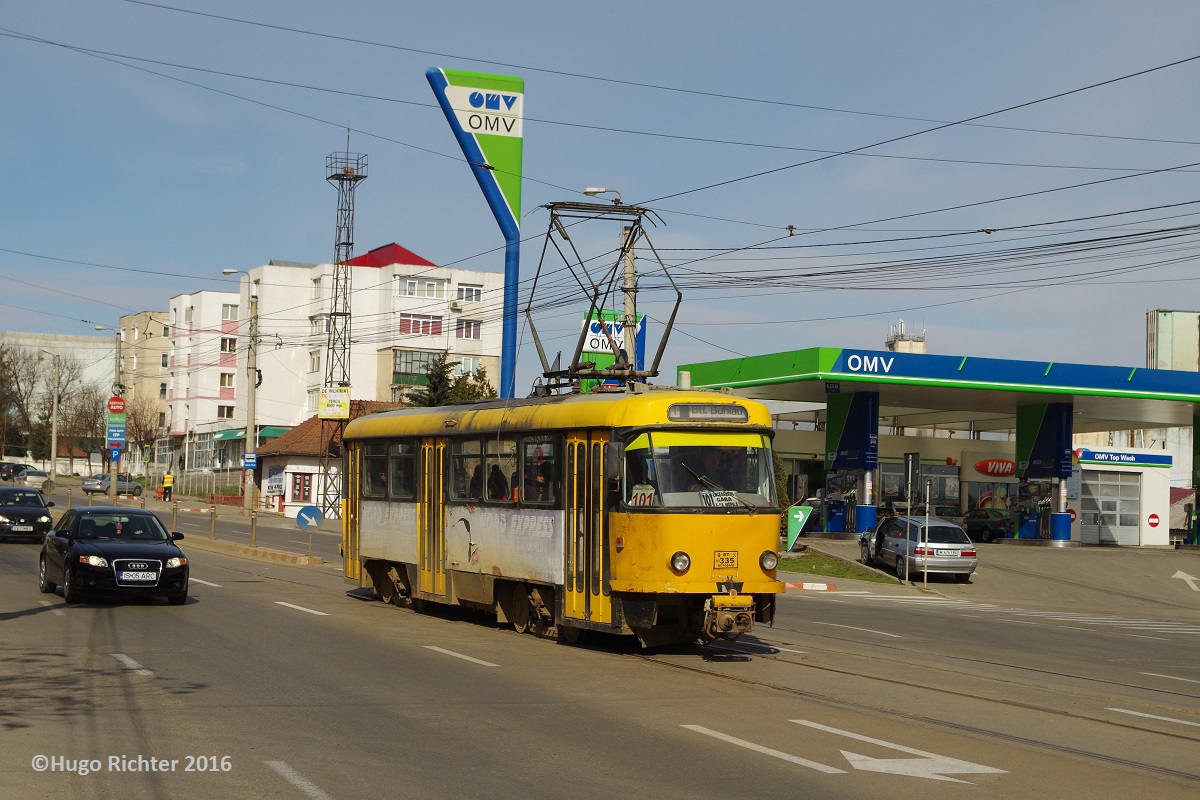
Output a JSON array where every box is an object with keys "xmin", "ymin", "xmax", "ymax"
[{"xmin": 681, "ymin": 464, "xmax": 758, "ymax": 512}]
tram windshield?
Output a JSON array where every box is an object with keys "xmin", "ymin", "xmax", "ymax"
[{"xmin": 622, "ymin": 431, "xmax": 777, "ymax": 510}]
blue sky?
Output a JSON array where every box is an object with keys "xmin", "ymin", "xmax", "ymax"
[{"xmin": 5, "ymin": 1, "xmax": 1200, "ymax": 394}]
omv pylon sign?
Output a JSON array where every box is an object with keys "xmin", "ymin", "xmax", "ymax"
[{"xmin": 426, "ymin": 68, "xmax": 524, "ymax": 239}]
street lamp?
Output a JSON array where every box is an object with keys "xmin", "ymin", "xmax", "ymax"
[
  {"xmin": 95, "ymin": 325, "xmax": 122, "ymax": 501},
  {"xmin": 224, "ymin": 269, "xmax": 259, "ymax": 513},
  {"xmin": 39, "ymin": 350, "xmax": 59, "ymax": 480}
]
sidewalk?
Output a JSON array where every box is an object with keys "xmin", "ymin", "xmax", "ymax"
[{"xmin": 792, "ymin": 535, "xmax": 1200, "ymax": 618}]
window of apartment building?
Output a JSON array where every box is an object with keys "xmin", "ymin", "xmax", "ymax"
[
  {"xmin": 398, "ymin": 277, "xmax": 445, "ymax": 298},
  {"xmin": 455, "ymin": 356, "xmax": 482, "ymax": 376},
  {"xmin": 310, "ymin": 315, "xmax": 329, "ymax": 336},
  {"xmin": 217, "ymin": 405, "xmax": 234, "ymax": 419},
  {"xmin": 129, "ymin": 354, "xmax": 137, "ymax": 372},
  {"xmin": 222, "ymin": 304, "xmax": 239, "ymax": 321},
  {"xmin": 220, "ymin": 372, "xmax": 235, "ymax": 388},
  {"xmin": 161, "ymin": 353, "xmax": 169, "ymax": 368},
  {"xmin": 399, "ymin": 314, "xmax": 443, "ymax": 336},
  {"xmin": 455, "ymin": 319, "xmax": 482, "ymax": 340},
  {"xmin": 220, "ymin": 337, "xmax": 237, "ymax": 354},
  {"xmin": 457, "ymin": 284, "xmax": 483, "ymax": 302},
  {"xmin": 307, "ymin": 389, "xmax": 319, "ymax": 413},
  {"xmin": 311, "ymin": 277, "xmax": 322, "ymax": 299},
  {"xmin": 157, "ymin": 412, "xmax": 166, "ymax": 428},
  {"xmin": 162, "ymin": 325, "xmax": 170, "ymax": 337},
  {"xmin": 159, "ymin": 383, "xmax": 166, "ymax": 399},
  {"xmin": 394, "ymin": 349, "xmax": 439, "ymax": 376},
  {"xmin": 309, "ymin": 350, "xmax": 321, "ymax": 373},
  {"xmin": 185, "ymin": 306, "xmax": 194, "ymax": 324}
]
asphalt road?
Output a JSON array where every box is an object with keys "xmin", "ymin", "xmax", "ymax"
[{"xmin": 2, "ymin": 496, "xmax": 1198, "ymax": 799}]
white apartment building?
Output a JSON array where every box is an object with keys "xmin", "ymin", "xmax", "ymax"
[
  {"xmin": 162, "ymin": 289, "xmax": 241, "ymax": 471},
  {"xmin": 117, "ymin": 311, "xmax": 170, "ymax": 474},
  {"xmin": 232, "ymin": 242, "xmax": 504, "ymax": 436}
]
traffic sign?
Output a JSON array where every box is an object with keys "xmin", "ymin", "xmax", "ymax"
[
  {"xmin": 1149, "ymin": 513, "xmax": 1161, "ymax": 528},
  {"xmin": 296, "ymin": 505, "xmax": 324, "ymax": 532},
  {"xmin": 243, "ymin": 453, "xmax": 258, "ymax": 469},
  {"xmin": 107, "ymin": 396, "xmax": 126, "ymax": 414},
  {"xmin": 110, "ymin": 448, "xmax": 122, "ymax": 462}
]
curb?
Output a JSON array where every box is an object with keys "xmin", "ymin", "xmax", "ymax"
[
  {"xmin": 178, "ymin": 536, "xmax": 325, "ymax": 566},
  {"xmin": 786, "ymin": 581, "xmax": 838, "ymax": 591}
]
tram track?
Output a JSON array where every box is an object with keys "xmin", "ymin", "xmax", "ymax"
[{"xmin": 633, "ymin": 635, "xmax": 1200, "ymax": 787}]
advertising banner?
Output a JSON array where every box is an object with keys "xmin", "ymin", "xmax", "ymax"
[
  {"xmin": 579, "ymin": 309, "xmax": 646, "ymax": 391},
  {"xmin": 318, "ymin": 386, "xmax": 351, "ymax": 420}
]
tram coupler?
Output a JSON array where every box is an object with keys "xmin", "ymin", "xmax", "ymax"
[{"xmin": 701, "ymin": 594, "xmax": 756, "ymax": 642}]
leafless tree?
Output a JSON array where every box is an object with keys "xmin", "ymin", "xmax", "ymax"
[
  {"xmin": 124, "ymin": 394, "xmax": 160, "ymax": 460},
  {"xmin": 61, "ymin": 382, "xmax": 107, "ymax": 475}
]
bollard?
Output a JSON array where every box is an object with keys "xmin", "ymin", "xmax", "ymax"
[
  {"xmin": 139, "ymin": 495, "xmax": 146, "ymax": 509},
  {"xmin": 67, "ymin": 488, "xmax": 72, "ymax": 510},
  {"xmin": 172, "ymin": 500, "xmax": 179, "ymax": 531},
  {"xmin": 209, "ymin": 506, "xmax": 217, "ymax": 539},
  {"xmin": 250, "ymin": 510, "xmax": 258, "ymax": 548},
  {"xmin": 87, "ymin": 491, "xmax": 92, "ymax": 507}
]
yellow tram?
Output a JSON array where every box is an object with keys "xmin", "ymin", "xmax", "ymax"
[{"xmin": 341, "ymin": 389, "xmax": 784, "ymax": 645}]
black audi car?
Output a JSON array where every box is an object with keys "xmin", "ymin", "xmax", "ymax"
[
  {"xmin": 0, "ymin": 486, "xmax": 55, "ymax": 543},
  {"xmin": 39, "ymin": 507, "xmax": 189, "ymax": 604}
]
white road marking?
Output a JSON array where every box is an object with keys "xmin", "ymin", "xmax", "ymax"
[
  {"xmin": 1107, "ymin": 708, "xmax": 1200, "ymax": 728},
  {"xmin": 1140, "ymin": 672, "xmax": 1200, "ymax": 684},
  {"xmin": 812, "ymin": 622, "xmax": 900, "ymax": 638},
  {"xmin": 997, "ymin": 619, "xmax": 1040, "ymax": 626},
  {"xmin": 791, "ymin": 720, "xmax": 1006, "ymax": 782},
  {"xmin": 37, "ymin": 601, "xmax": 64, "ymax": 616},
  {"xmin": 265, "ymin": 761, "xmax": 335, "ymax": 800},
  {"xmin": 189, "ymin": 578, "xmax": 221, "ymax": 587},
  {"xmin": 709, "ymin": 641, "xmax": 808, "ymax": 656},
  {"xmin": 275, "ymin": 602, "xmax": 328, "ymax": 616},
  {"xmin": 682, "ymin": 725, "xmax": 845, "ymax": 774},
  {"xmin": 1123, "ymin": 634, "xmax": 1169, "ymax": 641},
  {"xmin": 110, "ymin": 653, "xmax": 153, "ymax": 676},
  {"xmin": 423, "ymin": 646, "xmax": 499, "ymax": 667}
]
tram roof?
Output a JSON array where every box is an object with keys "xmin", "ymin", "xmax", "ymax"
[
  {"xmin": 678, "ymin": 347, "xmax": 1200, "ymax": 434},
  {"xmin": 344, "ymin": 389, "xmax": 775, "ymax": 439}
]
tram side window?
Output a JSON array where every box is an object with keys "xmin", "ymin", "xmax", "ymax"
[
  {"xmin": 485, "ymin": 438, "xmax": 517, "ymax": 502},
  {"xmin": 388, "ymin": 441, "xmax": 417, "ymax": 500},
  {"xmin": 363, "ymin": 442, "xmax": 388, "ymax": 499},
  {"xmin": 449, "ymin": 439, "xmax": 483, "ymax": 501},
  {"xmin": 520, "ymin": 436, "xmax": 559, "ymax": 505}
]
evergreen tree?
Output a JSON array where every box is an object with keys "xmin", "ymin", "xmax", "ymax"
[
  {"xmin": 408, "ymin": 352, "xmax": 456, "ymax": 407},
  {"xmin": 449, "ymin": 365, "xmax": 498, "ymax": 404}
]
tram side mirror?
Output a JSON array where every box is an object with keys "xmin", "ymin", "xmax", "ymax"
[{"xmin": 604, "ymin": 442, "xmax": 623, "ymax": 482}]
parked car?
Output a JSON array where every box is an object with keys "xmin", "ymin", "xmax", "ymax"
[
  {"xmin": 962, "ymin": 507, "xmax": 1013, "ymax": 543},
  {"xmin": 0, "ymin": 486, "xmax": 55, "ymax": 542},
  {"xmin": 860, "ymin": 515, "xmax": 978, "ymax": 583},
  {"xmin": 0, "ymin": 463, "xmax": 35, "ymax": 482},
  {"xmin": 81, "ymin": 474, "xmax": 143, "ymax": 496},
  {"xmin": 912, "ymin": 504, "xmax": 964, "ymax": 526},
  {"xmin": 16, "ymin": 469, "xmax": 54, "ymax": 495},
  {"xmin": 38, "ymin": 507, "xmax": 188, "ymax": 604}
]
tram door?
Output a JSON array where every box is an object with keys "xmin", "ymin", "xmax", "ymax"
[
  {"xmin": 342, "ymin": 443, "xmax": 361, "ymax": 582},
  {"xmin": 417, "ymin": 438, "xmax": 447, "ymax": 598},
  {"xmin": 563, "ymin": 431, "xmax": 612, "ymax": 625}
]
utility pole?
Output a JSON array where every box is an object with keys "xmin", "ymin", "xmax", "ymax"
[
  {"xmin": 109, "ymin": 331, "xmax": 122, "ymax": 501},
  {"xmin": 243, "ymin": 294, "xmax": 258, "ymax": 513},
  {"xmin": 621, "ymin": 224, "xmax": 637, "ymax": 359},
  {"xmin": 49, "ymin": 354, "xmax": 59, "ymax": 480}
]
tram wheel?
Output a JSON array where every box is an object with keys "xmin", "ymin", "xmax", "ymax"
[
  {"xmin": 558, "ymin": 625, "xmax": 586, "ymax": 645},
  {"xmin": 511, "ymin": 584, "xmax": 532, "ymax": 634}
]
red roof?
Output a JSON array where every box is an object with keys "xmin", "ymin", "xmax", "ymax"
[
  {"xmin": 254, "ymin": 400, "xmax": 403, "ymax": 459},
  {"xmin": 344, "ymin": 243, "xmax": 437, "ymax": 269}
]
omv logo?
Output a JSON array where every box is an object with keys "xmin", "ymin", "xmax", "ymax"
[
  {"xmin": 589, "ymin": 320, "xmax": 624, "ymax": 335},
  {"xmin": 469, "ymin": 91, "xmax": 519, "ymax": 111}
]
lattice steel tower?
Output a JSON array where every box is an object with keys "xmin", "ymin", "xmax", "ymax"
[{"xmin": 320, "ymin": 149, "xmax": 367, "ymax": 517}]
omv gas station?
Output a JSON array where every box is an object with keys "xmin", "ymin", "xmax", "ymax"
[{"xmin": 680, "ymin": 347, "xmax": 1200, "ymax": 547}]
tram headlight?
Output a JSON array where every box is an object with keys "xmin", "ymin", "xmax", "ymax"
[
  {"xmin": 670, "ymin": 551, "xmax": 691, "ymax": 573},
  {"xmin": 759, "ymin": 550, "xmax": 779, "ymax": 571}
]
